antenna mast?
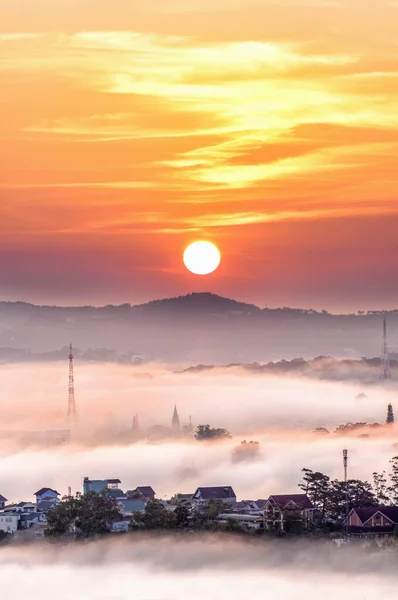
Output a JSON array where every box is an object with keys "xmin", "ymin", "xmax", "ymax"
[
  {"xmin": 343, "ymin": 449, "xmax": 348, "ymax": 536},
  {"xmin": 380, "ymin": 318, "xmax": 392, "ymax": 380},
  {"xmin": 67, "ymin": 343, "xmax": 77, "ymax": 427}
]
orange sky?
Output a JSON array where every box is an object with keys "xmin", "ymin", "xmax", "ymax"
[{"xmin": 1, "ymin": 0, "xmax": 398, "ymax": 310}]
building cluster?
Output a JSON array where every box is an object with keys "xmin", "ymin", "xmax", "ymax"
[
  {"xmin": 0, "ymin": 488, "xmax": 60, "ymax": 539},
  {"xmin": 3, "ymin": 475, "xmax": 398, "ymax": 540}
]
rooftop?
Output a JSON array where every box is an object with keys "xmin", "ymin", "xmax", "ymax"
[
  {"xmin": 34, "ymin": 488, "xmax": 59, "ymax": 497},
  {"xmin": 193, "ymin": 486, "xmax": 236, "ymax": 500},
  {"xmin": 268, "ymin": 494, "xmax": 314, "ymax": 510}
]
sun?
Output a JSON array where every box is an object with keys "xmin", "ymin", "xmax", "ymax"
[{"xmin": 183, "ymin": 241, "xmax": 221, "ymax": 275}]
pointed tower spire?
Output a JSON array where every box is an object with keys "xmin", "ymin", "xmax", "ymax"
[
  {"xmin": 172, "ymin": 405, "xmax": 180, "ymax": 432},
  {"xmin": 132, "ymin": 414, "xmax": 140, "ymax": 433}
]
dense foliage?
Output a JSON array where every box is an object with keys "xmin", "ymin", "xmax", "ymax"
[
  {"xmin": 195, "ymin": 424, "xmax": 231, "ymax": 441},
  {"xmin": 45, "ymin": 492, "xmax": 122, "ymax": 538},
  {"xmin": 298, "ymin": 460, "xmax": 398, "ymax": 520}
]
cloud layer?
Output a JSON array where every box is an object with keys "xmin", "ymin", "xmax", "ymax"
[
  {"xmin": 2, "ymin": 535, "xmax": 398, "ymax": 599},
  {"xmin": 1, "ymin": 362, "xmax": 397, "ymax": 502}
]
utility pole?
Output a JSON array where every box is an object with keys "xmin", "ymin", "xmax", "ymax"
[
  {"xmin": 343, "ymin": 449, "xmax": 348, "ymax": 537},
  {"xmin": 67, "ymin": 343, "xmax": 77, "ymax": 427}
]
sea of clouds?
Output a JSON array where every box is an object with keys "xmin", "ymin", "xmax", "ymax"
[
  {"xmin": 1, "ymin": 362, "xmax": 397, "ymax": 502},
  {"xmin": 2, "ymin": 535, "xmax": 398, "ymax": 599}
]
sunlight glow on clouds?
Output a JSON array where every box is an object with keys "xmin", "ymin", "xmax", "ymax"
[{"xmin": 1, "ymin": 0, "xmax": 398, "ymax": 306}]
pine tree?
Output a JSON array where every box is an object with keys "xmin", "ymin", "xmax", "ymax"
[
  {"xmin": 386, "ymin": 404, "xmax": 395, "ymax": 424},
  {"xmin": 372, "ymin": 471, "xmax": 390, "ymax": 505},
  {"xmin": 387, "ymin": 457, "xmax": 398, "ymax": 504}
]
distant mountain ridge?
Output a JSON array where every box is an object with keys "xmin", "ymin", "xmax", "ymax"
[
  {"xmin": 0, "ymin": 292, "xmax": 397, "ymax": 363},
  {"xmin": 1, "ymin": 292, "xmax": 398, "ymax": 315}
]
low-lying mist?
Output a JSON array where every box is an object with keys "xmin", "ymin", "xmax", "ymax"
[
  {"xmin": 1, "ymin": 362, "xmax": 398, "ymax": 502},
  {"xmin": 1, "ymin": 535, "xmax": 398, "ymax": 599}
]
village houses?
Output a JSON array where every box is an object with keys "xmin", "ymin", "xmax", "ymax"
[{"xmin": 3, "ymin": 477, "xmax": 398, "ymax": 541}]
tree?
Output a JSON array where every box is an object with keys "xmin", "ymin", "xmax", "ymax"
[
  {"xmin": 127, "ymin": 490, "xmax": 141, "ymax": 500},
  {"xmin": 299, "ymin": 469, "xmax": 331, "ymax": 517},
  {"xmin": 373, "ymin": 471, "xmax": 390, "ymax": 505},
  {"xmin": 334, "ymin": 422, "xmax": 382, "ymax": 436},
  {"xmin": 386, "ymin": 404, "xmax": 395, "ymax": 424},
  {"xmin": 313, "ymin": 428, "xmax": 330, "ymax": 435},
  {"xmin": 190, "ymin": 499, "xmax": 229, "ymax": 530},
  {"xmin": 223, "ymin": 518, "xmax": 243, "ymax": 532},
  {"xmin": 284, "ymin": 514, "xmax": 305, "ymax": 535},
  {"xmin": 328, "ymin": 479, "xmax": 377, "ymax": 520},
  {"xmin": 174, "ymin": 501, "xmax": 191, "ymax": 529},
  {"xmin": 206, "ymin": 498, "xmax": 230, "ymax": 519},
  {"xmin": 387, "ymin": 456, "xmax": 398, "ymax": 504},
  {"xmin": 45, "ymin": 492, "xmax": 122, "ymax": 538},
  {"xmin": 133, "ymin": 500, "xmax": 176, "ymax": 530},
  {"xmin": 232, "ymin": 440, "xmax": 260, "ymax": 463},
  {"xmin": 299, "ymin": 468, "xmax": 377, "ymax": 521},
  {"xmin": 195, "ymin": 424, "xmax": 231, "ymax": 441}
]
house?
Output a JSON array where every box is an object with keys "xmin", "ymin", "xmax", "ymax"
[
  {"xmin": 233, "ymin": 500, "xmax": 262, "ymax": 515},
  {"xmin": 192, "ymin": 486, "xmax": 237, "ymax": 505},
  {"xmin": 216, "ymin": 513, "xmax": 262, "ymax": 530},
  {"xmin": 13, "ymin": 502, "xmax": 36, "ymax": 513},
  {"xmin": 118, "ymin": 499, "xmax": 146, "ymax": 517},
  {"xmin": 347, "ymin": 507, "xmax": 398, "ymax": 537},
  {"xmin": 34, "ymin": 488, "xmax": 60, "ymax": 505},
  {"xmin": 0, "ymin": 512, "xmax": 21, "ymax": 533},
  {"xmin": 19, "ymin": 512, "xmax": 47, "ymax": 529},
  {"xmin": 264, "ymin": 494, "xmax": 314, "ymax": 531},
  {"xmin": 132, "ymin": 487, "xmax": 156, "ymax": 502},
  {"xmin": 105, "ymin": 488, "xmax": 127, "ymax": 501},
  {"xmin": 36, "ymin": 500, "xmax": 59, "ymax": 513},
  {"xmin": 105, "ymin": 479, "xmax": 122, "ymax": 490},
  {"xmin": 157, "ymin": 500, "xmax": 177, "ymax": 512},
  {"xmin": 106, "ymin": 519, "xmax": 130, "ymax": 533},
  {"xmin": 0, "ymin": 495, "xmax": 7, "ymax": 510},
  {"xmin": 83, "ymin": 477, "xmax": 122, "ymax": 495}
]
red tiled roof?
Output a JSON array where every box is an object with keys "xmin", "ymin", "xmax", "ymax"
[{"xmin": 268, "ymin": 494, "xmax": 314, "ymax": 510}]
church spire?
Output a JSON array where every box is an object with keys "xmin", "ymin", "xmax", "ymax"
[
  {"xmin": 132, "ymin": 413, "xmax": 140, "ymax": 433},
  {"xmin": 172, "ymin": 405, "xmax": 180, "ymax": 432}
]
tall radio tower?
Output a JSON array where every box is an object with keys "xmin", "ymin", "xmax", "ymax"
[
  {"xmin": 67, "ymin": 343, "xmax": 77, "ymax": 426},
  {"xmin": 380, "ymin": 318, "xmax": 392, "ymax": 380}
]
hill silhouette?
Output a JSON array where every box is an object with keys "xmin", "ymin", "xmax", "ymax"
[{"xmin": 0, "ymin": 292, "xmax": 397, "ymax": 363}]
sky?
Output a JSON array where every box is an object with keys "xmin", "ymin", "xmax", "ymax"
[{"xmin": 1, "ymin": 0, "xmax": 398, "ymax": 310}]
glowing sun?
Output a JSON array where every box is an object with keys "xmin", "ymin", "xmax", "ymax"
[{"xmin": 183, "ymin": 241, "xmax": 221, "ymax": 275}]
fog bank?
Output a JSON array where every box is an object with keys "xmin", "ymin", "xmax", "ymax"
[
  {"xmin": 1, "ymin": 363, "xmax": 397, "ymax": 502},
  {"xmin": 1, "ymin": 536, "xmax": 398, "ymax": 599}
]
